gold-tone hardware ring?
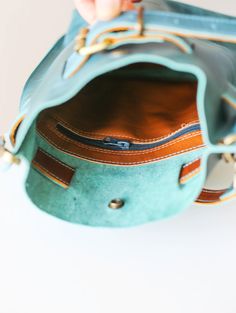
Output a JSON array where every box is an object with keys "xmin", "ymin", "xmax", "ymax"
[{"xmin": 79, "ymin": 38, "xmax": 115, "ymax": 56}]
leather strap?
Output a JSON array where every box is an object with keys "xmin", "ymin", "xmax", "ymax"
[
  {"xmin": 84, "ymin": 10, "xmax": 236, "ymax": 47},
  {"xmin": 196, "ymin": 188, "xmax": 228, "ymax": 204},
  {"xmin": 64, "ymin": 8, "xmax": 236, "ymax": 78},
  {"xmin": 179, "ymin": 158, "xmax": 233, "ymax": 204},
  {"xmin": 32, "ymin": 148, "xmax": 75, "ymax": 189}
]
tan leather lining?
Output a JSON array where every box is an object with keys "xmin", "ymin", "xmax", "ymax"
[{"xmin": 36, "ymin": 64, "xmax": 203, "ymax": 165}]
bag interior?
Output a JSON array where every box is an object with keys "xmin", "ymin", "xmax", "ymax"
[{"xmin": 36, "ymin": 63, "xmax": 203, "ymax": 165}]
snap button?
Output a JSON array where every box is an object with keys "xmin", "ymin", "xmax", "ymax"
[{"xmin": 108, "ymin": 199, "xmax": 125, "ymax": 209}]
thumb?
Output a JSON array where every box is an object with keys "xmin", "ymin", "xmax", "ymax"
[{"xmin": 95, "ymin": 0, "xmax": 124, "ymax": 20}]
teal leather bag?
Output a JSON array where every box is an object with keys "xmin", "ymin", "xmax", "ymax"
[{"xmin": 2, "ymin": 1, "xmax": 236, "ymax": 227}]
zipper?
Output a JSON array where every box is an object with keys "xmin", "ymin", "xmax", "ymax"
[
  {"xmin": 103, "ymin": 137, "xmax": 131, "ymax": 150},
  {"xmin": 56, "ymin": 123, "xmax": 201, "ymax": 151}
]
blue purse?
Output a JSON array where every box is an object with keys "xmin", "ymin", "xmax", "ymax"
[{"xmin": 1, "ymin": 1, "xmax": 236, "ymax": 227}]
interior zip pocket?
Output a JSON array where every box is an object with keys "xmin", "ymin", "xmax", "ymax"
[{"xmin": 56, "ymin": 123, "xmax": 201, "ymax": 151}]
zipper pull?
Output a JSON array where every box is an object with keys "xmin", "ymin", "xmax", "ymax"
[{"xmin": 103, "ymin": 137, "xmax": 131, "ymax": 150}]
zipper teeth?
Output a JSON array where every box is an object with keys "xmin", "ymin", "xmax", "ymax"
[{"xmin": 56, "ymin": 123, "xmax": 201, "ymax": 151}]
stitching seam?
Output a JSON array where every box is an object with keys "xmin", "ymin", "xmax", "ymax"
[
  {"xmin": 201, "ymin": 189, "xmax": 226, "ymax": 194},
  {"xmin": 182, "ymin": 157, "xmax": 200, "ymax": 169},
  {"xmin": 37, "ymin": 130, "xmax": 205, "ymax": 165},
  {"xmin": 37, "ymin": 123, "xmax": 202, "ymax": 156},
  {"xmin": 52, "ymin": 113, "xmax": 200, "ymax": 142}
]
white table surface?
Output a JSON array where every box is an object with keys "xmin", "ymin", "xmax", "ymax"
[{"xmin": 1, "ymin": 1, "xmax": 236, "ymax": 313}]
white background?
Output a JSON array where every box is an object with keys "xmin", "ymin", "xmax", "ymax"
[{"xmin": 1, "ymin": 1, "xmax": 236, "ymax": 313}]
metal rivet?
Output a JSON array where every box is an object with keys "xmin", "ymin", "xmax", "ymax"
[{"xmin": 108, "ymin": 199, "xmax": 125, "ymax": 209}]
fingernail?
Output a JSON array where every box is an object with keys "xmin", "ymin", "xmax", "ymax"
[{"xmin": 96, "ymin": 0, "xmax": 123, "ymax": 21}]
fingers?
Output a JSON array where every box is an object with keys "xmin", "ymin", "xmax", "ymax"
[
  {"xmin": 95, "ymin": 0, "xmax": 124, "ymax": 21},
  {"xmin": 74, "ymin": 0, "xmax": 97, "ymax": 24},
  {"xmin": 74, "ymin": 0, "xmax": 137, "ymax": 24}
]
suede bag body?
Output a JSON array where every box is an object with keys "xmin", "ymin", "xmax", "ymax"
[{"xmin": 3, "ymin": 1, "xmax": 236, "ymax": 227}]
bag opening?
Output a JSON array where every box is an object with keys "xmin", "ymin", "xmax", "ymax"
[{"xmin": 36, "ymin": 63, "xmax": 203, "ymax": 165}]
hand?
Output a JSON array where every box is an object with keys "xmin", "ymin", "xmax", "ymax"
[{"xmin": 74, "ymin": 0, "xmax": 140, "ymax": 24}]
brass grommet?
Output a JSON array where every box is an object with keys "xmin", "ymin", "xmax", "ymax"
[{"xmin": 108, "ymin": 199, "xmax": 125, "ymax": 209}]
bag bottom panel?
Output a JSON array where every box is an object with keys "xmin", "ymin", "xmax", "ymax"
[{"xmin": 24, "ymin": 129, "xmax": 205, "ymax": 227}]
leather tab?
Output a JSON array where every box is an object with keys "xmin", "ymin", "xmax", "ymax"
[
  {"xmin": 179, "ymin": 158, "xmax": 201, "ymax": 185},
  {"xmin": 32, "ymin": 148, "xmax": 75, "ymax": 188},
  {"xmin": 196, "ymin": 188, "xmax": 228, "ymax": 204}
]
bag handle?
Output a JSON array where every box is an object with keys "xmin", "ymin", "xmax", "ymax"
[
  {"xmin": 84, "ymin": 9, "xmax": 236, "ymax": 46},
  {"xmin": 67, "ymin": 6, "xmax": 236, "ymax": 78},
  {"xmin": 77, "ymin": 7, "xmax": 193, "ymax": 56}
]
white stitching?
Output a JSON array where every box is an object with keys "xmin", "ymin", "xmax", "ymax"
[
  {"xmin": 146, "ymin": 11, "xmax": 236, "ymax": 24},
  {"xmin": 53, "ymin": 113, "xmax": 200, "ymax": 143},
  {"xmin": 36, "ymin": 130, "xmax": 205, "ymax": 165},
  {"xmin": 201, "ymin": 188, "xmax": 227, "ymax": 194},
  {"xmin": 40, "ymin": 125, "xmax": 202, "ymax": 155},
  {"xmin": 37, "ymin": 121, "xmax": 202, "ymax": 156},
  {"xmin": 182, "ymin": 157, "xmax": 200, "ymax": 169},
  {"xmin": 197, "ymin": 199, "xmax": 219, "ymax": 203}
]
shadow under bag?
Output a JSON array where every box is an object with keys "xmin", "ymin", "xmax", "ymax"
[{"xmin": 2, "ymin": 1, "xmax": 236, "ymax": 227}]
